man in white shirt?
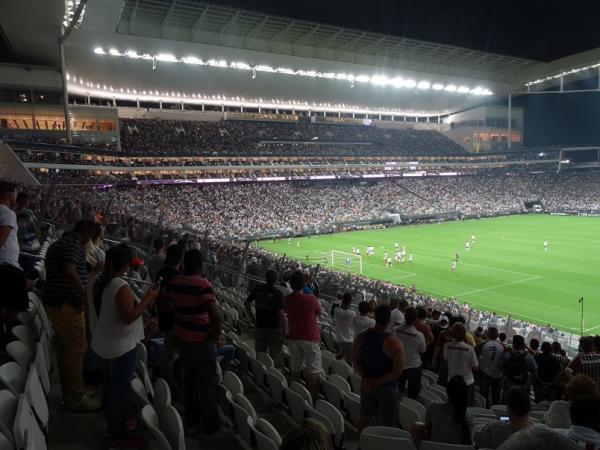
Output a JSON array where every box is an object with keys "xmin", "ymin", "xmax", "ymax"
[
  {"xmin": 0, "ymin": 182, "xmax": 29, "ymax": 332},
  {"xmin": 353, "ymin": 301, "xmax": 375, "ymax": 337},
  {"xmin": 444, "ymin": 322, "xmax": 478, "ymax": 405},
  {"xmin": 389, "ymin": 298, "xmax": 408, "ymax": 332},
  {"xmin": 395, "ymin": 307, "xmax": 426, "ymax": 399},
  {"xmin": 334, "ymin": 293, "xmax": 356, "ymax": 364},
  {"xmin": 477, "ymin": 327, "xmax": 505, "ymax": 407},
  {"xmin": 558, "ymin": 396, "xmax": 600, "ymax": 449}
]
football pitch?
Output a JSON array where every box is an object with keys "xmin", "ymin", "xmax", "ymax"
[{"xmin": 257, "ymin": 215, "xmax": 600, "ymax": 335}]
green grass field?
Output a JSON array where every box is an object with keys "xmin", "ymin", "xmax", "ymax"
[{"xmin": 258, "ymin": 215, "xmax": 600, "ymax": 334}]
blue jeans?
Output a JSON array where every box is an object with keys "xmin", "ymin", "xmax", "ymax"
[
  {"xmin": 103, "ymin": 348, "xmax": 138, "ymax": 438},
  {"xmin": 217, "ymin": 344, "xmax": 235, "ymax": 372}
]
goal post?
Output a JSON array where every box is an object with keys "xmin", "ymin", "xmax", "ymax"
[{"xmin": 331, "ymin": 250, "xmax": 363, "ymax": 274}]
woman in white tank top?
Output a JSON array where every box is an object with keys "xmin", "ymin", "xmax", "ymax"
[{"xmin": 89, "ymin": 244, "xmax": 158, "ymax": 449}]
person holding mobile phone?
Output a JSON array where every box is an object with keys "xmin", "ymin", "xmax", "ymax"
[
  {"xmin": 474, "ymin": 387, "xmax": 535, "ymax": 449},
  {"xmin": 90, "ymin": 244, "xmax": 159, "ymax": 449}
]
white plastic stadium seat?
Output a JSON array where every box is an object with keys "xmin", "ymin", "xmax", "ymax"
[
  {"xmin": 402, "ymin": 397, "xmax": 426, "ymax": 421},
  {"xmin": 11, "ymin": 326, "xmax": 35, "ymax": 353},
  {"xmin": 163, "ymin": 405, "xmax": 185, "ymax": 450},
  {"xmin": 398, "ymin": 402, "xmax": 420, "ymax": 432},
  {"xmin": 6, "ymin": 341, "xmax": 33, "ymax": 373},
  {"xmin": 34, "ymin": 343, "xmax": 50, "ymax": 395},
  {"xmin": 360, "ymin": 426, "xmax": 415, "ymax": 450},
  {"xmin": 0, "ymin": 363, "xmax": 26, "ymax": 396},
  {"xmin": 136, "ymin": 343, "xmax": 148, "ymax": 367},
  {"xmin": 314, "ymin": 400, "xmax": 344, "ymax": 448},
  {"xmin": 342, "ymin": 391, "xmax": 361, "ymax": 427},
  {"xmin": 266, "ymin": 368, "xmax": 287, "ymax": 405},
  {"xmin": 136, "ymin": 361, "xmax": 154, "ymax": 400},
  {"xmin": 291, "ymin": 381, "xmax": 313, "ymax": 408},
  {"xmin": 223, "ymin": 371, "xmax": 244, "ymax": 395},
  {"xmin": 131, "ymin": 378, "xmax": 151, "ymax": 408},
  {"xmin": 24, "ymin": 428, "xmax": 47, "ymax": 450},
  {"xmin": 248, "ymin": 417, "xmax": 278, "ymax": 450},
  {"xmin": 284, "ymin": 387, "xmax": 309, "ymax": 423},
  {"xmin": 141, "ymin": 405, "xmax": 171, "ymax": 450},
  {"xmin": 13, "ymin": 395, "xmax": 45, "ymax": 450},
  {"xmin": 256, "ymin": 418, "xmax": 282, "ymax": 447},
  {"xmin": 231, "ymin": 395, "xmax": 256, "ymax": 445},
  {"xmin": 153, "ymin": 378, "xmax": 172, "ymax": 426},
  {"xmin": 24, "ymin": 366, "xmax": 48, "ymax": 431},
  {"xmin": 0, "ymin": 390, "xmax": 17, "ymax": 447},
  {"xmin": 0, "ymin": 431, "xmax": 12, "ymax": 450}
]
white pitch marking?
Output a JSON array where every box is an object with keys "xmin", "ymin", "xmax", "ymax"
[{"xmin": 451, "ymin": 275, "xmax": 542, "ymax": 298}]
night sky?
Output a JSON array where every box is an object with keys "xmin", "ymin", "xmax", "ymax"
[{"xmin": 218, "ymin": 0, "xmax": 600, "ymax": 62}]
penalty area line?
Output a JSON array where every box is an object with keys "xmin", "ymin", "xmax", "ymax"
[{"xmin": 451, "ymin": 275, "xmax": 542, "ymax": 298}]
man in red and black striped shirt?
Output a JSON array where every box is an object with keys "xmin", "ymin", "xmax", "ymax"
[
  {"xmin": 570, "ymin": 337, "xmax": 600, "ymax": 388},
  {"xmin": 163, "ymin": 249, "xmax": 220, "ymax": 436}
]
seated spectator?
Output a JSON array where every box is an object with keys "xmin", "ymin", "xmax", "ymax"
[
  {"xmin": 474, "ymin": 387, "xmax": 535, "ymax": 449},
  {"xmin": 558, "ymin": 396, "xmax": 600, "ymax": 448},
  {"xmin": 353, "ymin": 301, "xmax": 375, "ymax": 337},
  {"xmin": 534, "ymin": 341, "xmax": 562, "ymax": 402},
  {"xmin": 216, "ymin": 334, "xmax": 235, "ymax": 372},
  {"xmin": 412, "ymin": 375, "xmax": 471, "ymax": 446},
  {"xmin": 333, "ymin": 292, "xmax": 356, "ymax": 364},
  {"xmin": 569, "ymin": 336, "xmax": 600, "ymax": 386},
  {"xmin": 545, "ymin": 374, "xmax": 599, "ymax": 429},
  {"xmin": 497, "ymin": 427, "xmax": 579, "ymax": 450}
]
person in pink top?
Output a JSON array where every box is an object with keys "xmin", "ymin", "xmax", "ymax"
[{"xmin": 284, "ymin": 270, "xmax": 322, "ymax": 400}]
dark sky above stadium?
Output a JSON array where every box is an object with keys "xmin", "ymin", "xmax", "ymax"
[{"xmin": 219, "ymin": 0, "xmax": 600, "ymax": 62}]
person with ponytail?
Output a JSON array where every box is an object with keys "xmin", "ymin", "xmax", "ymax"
[
  {"xmin": 90, "ymin": 244, "xmax": 158, "ymax": 449},
  {"xmin": 412, "ymin": 375, "xmax": 471, "ymax": 446}
]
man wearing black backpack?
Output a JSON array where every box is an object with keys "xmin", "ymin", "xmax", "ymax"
[{"xmin": 500, "ymin": 335, "xmax": 538, "ymax": 400}]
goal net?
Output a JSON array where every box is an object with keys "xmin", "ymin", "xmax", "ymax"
[{"xmin": 331, "ymin": 250, "xmax": 363, "ymax": 274}]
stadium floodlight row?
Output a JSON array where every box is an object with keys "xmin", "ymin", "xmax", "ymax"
[{"xmin": 92, "ymin": 46, "xmax": 494, "ymax": 96}]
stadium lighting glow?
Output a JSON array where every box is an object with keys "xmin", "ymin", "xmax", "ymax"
[
  {"xmin": 67, "ymin": 72, "xmax": 449, "ymax": 117},
  {"xmin": 525, "ymin": 62, "xmax": 600, "ymax": 86},
  {"xmin": 63, "ymin": 0, "xmax": 85, "ymax": 30},
  {"xmin": 92, "ymin": 46, "xmax": 494, "ymax": 96}
]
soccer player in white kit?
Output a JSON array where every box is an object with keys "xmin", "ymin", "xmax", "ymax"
[
  {"xmin": 408, "ymin": 253, "xmax": 413, "ymax": 263},
  {"xmin": 471, "ymin": 234, "xmax": 475, "ymax": 243},
  {"xmin": 288, "ymin": 237, "xmax": 292, "ymax": 245},
  {"xmin": 451, "ymin": 260, "xmax": 457, "ymax": 272},
  {"xmin": 465, "ymin": 241, "xmax": 470, "ymax": 251},
  {"xmin": 544, "ymin": 241, "xmax": 548, "ymax": 251},
  {"xmin": 395, "ymin": 242, "xmax": 399, "ymax": 250},
  {"xmin": 386, "ymin": 257, "xmax": 393, "ymax": 268},
  {"xmin": 383, "ymin": 251, "xmax": 388, "ymax": 261},
  {"xmin": 352, "ymin": 246, "xmax": 357, "ymax": 255}
]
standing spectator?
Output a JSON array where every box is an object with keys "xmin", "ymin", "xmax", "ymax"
[
  {"xmin": 412, "ymin": 375, "xmax": 471, "ymax": 447},
  {"xmin": 478, "ymin": 327, "xmax": 505, "ymax": 407},
  {"xmin": 15, "ymin": 191, "xmax": 40, "ymax": 278},
  {"xmin": 90, "ymin": 244, "xmax": 158, "ymax": 449},
  {"xmin": 552, "ymin": 341, "xmax": 570, "ymax": 370},
  {"xmin": 43, "ymin": 219, "xmax": 100, "ymax": 411},
  {"xmin": 569, "ymin": 336, "xmax": 600, "ymax": 386},
  {"xmin": 155, "ymin": 244, "xmax": 184, "ymax": 385},
  {"xmin": 395, "ymin": 307, "xmax": 426, "ymax": 399},
  {"xmin": 85, "ymin": 224, "xmax": 105, "ymax": 273},
  {"xmin": 245, "ymin": 269, "xmax": 284, "ymax": 366},
  {"xmin": 415, "ymin": 307, "xmax": 434, "ymax": 346},
  {"xmin": 545, "ymin": 374, "xmax": 599, "ymax": 429},
  {"xmin": 559, "ymin": 396, "xmax": 600, "ymax": 448},
  {"xmin": 474, "ymin": 387, "xmax": 534, "ymax": 449},
  {"xmin": 500, "ymin": 335, "xmax": 537, "ymax": 397},
  {"xmin": 145, "ymin": 238, "xmax": 166, "ymax": 281},
  {"xmin": 333, "ymin": 293, "xmax": 356, "ymax": 364},
  {"xmin": 529, "ymin": 339, "xmax": 540, "ymax": 356},
  {"xmin": 353, "ymin": 304, "xmax": 404, "ymax": 430},
  {"xmin": 444, "ymin": 323, "xmax": 479, "ymax": 405},
  {"xmin": 533, "ymin": 341, "xmax": 561, "ymax": 402},
  {"xmin": 353, "ymin": 301, "xmax": 375, "ymax": 337},
  {"xmin": 0, "ymin": 182, "xmax": 29, "ymax": 335},
  {"xmin": 389, "ymin": 298, "xmax": 408, "ymax": 330},
  {"xmin": 162, "ymin": 249, "xmax": 221, "ymax": 437},
  {"xmin": 284, "ymin": 270, "xmax": 322, "ymax": 400}
]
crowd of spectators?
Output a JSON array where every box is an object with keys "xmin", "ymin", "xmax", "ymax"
[
  {"xmin": 32, "ymin": 171, "xmax": 600, "ymax": 239},
  {"xmin": 119, "ymin": 118, "xmax": 466, "ymax": 157}
]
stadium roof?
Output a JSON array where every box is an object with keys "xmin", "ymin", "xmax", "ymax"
[
  {"xmin": 2, "ymin": 1, "xmax": 600, "ymax": 115},
  {"xmin": 115, "ymin": 0, "xmax": 543, "ymax": 85}
]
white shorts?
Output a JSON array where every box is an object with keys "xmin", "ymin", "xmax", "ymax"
[{"xmin": 288, "ymin": 340, "xmax": 322, "ymax": 374}]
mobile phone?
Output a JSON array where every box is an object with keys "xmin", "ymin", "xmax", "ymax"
[
  {"xmin": 154, "ymin": 276, "xmax": 163, "ymax": 289},
  {"xmin": 499, "ymin": 416, "xmax": 509, "ymax": 422}
]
